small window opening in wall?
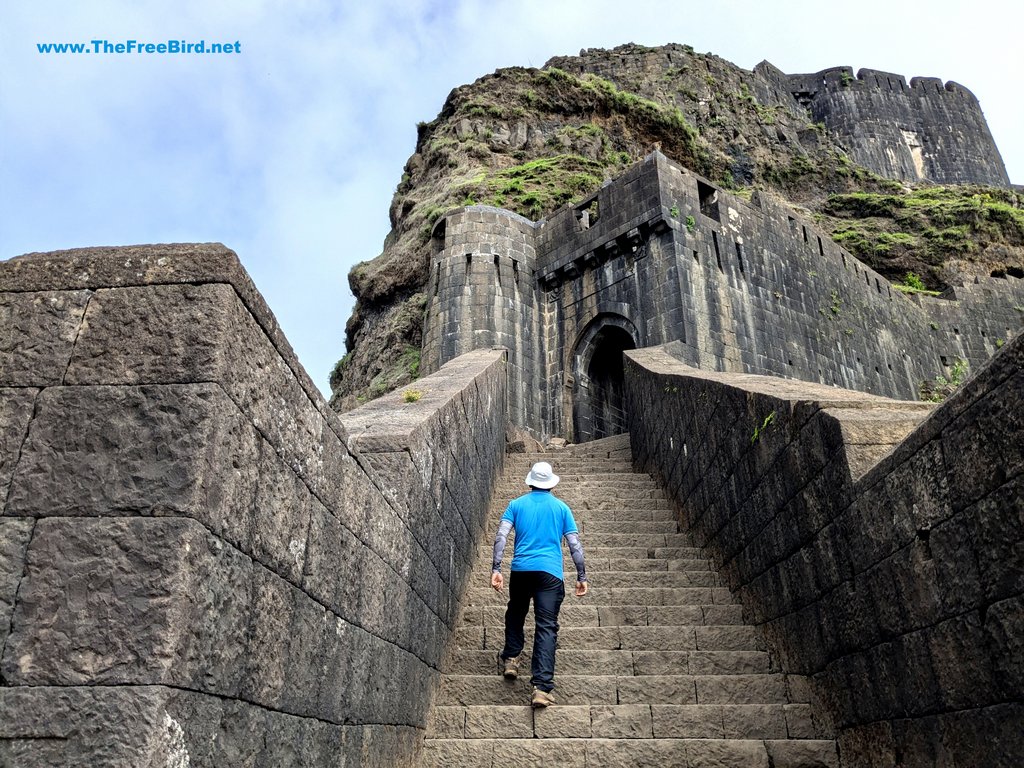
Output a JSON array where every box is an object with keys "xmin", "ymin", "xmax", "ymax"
[
  {"xmin": 788, "ymin": 359, "xmax": 793, "ymax": 366},
  {"xmin": 493, "ymin": 254, "xmax": 500, "ymax": 275},
  {"xmin": 697, "ymin": 180, "xmax": 720, "ymax": 221},
  {"xmin": 940, "ymin": 355, "xmax": 949, "ymax": 366},
  {"xmin": 735, "ymin": 242, "xmax": 745, "ymax": 273},
  {"xmin": 465, "ymin": 253, "xmax": 473, "ymax": 272},
  {"xmin": 692, "ymin": 249, "xmax": 700, "ymax": 264},
  {"xmin": 875, "ymin": 278, "xmax": 882, "ymax": 293},
  {"xmin": 981, "ymin": 330, "xmax": 987, "ymax": 337},
  {"xmin": 887, "ymin": 363, "xmax": 893, "ymax": 371},
  {"xmin": 865, "ymin": 272, "xmax": 870, "ymax": 286},
  {"xmin": 575, "ymin": 198, "xmax": 600, "ymax": 230},
  {"xmin": 787, "ymin": 215, "xmax": 795, "ymax": 228},
  {"xmin": 512, "ymin": 259, "xmax": 520, "ymax": 284},
  {"xmin": 817, "ymin": 236, "xmax": 824, "ymax": 256},
  {"xmin": 802, "ymin": 226, "xmax": 808, "ymax": 243},
  {"xmin": 953, "ymin": 327, "xmax": 959, "ymax": 335},
  {"xmin": 434, "ymin": 263, "xmax": 440, "ymax": 296},
  {"xmin": 712, "ymin": 231, "xmax": 723, "ymax": 271},
  {"xmin": 841, "ymin": 253, "xmax": 847, "ymax": 269},
  {"xmin": 1007, "ymin": 266, "xmax": 1024, "ymax": 279}
]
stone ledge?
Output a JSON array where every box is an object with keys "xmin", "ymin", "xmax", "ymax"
[{"xmin": 0, "ymin": 243, "xmax": 332, "ymax": 428}]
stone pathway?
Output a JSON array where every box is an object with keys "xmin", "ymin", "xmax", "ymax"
[{"xmin": 419, "ymin": 435, "xmax": 838, "ymax": 767}]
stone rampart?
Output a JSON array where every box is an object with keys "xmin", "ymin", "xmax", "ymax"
[
  {"xmin": 423, "ymin": 152, "xmax": 1024, "ymax": 441},
  {"xmin": 769, "ymin": 63, "xmax": 1010, "ymax": 186},
  {"xmin": 0, "ymin": 245, "xmax": 507, "ymax": 766},
  {"xmin": 624, "ymin": 338, "xmax": 1023, "ymax": 767}
]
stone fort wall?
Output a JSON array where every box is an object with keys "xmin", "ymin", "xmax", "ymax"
[
  {"xmin": 422, "ymin": 152, "xmax": 1024, "ymax": 440},
  {"xmin": 755, "ymin": 61, "xmax": 1010, "ymax": 187},
  {"xmin": 0, "ymin": 245, "xmax": 507, "ymax": 767},
  {"xmin": 624, "ymin": 339, "xmax": 1023, "ymax": 767}
]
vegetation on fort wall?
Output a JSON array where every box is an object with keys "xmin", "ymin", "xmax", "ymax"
[
  {"xmin": 818, "ymin": 185, "xmax": 1024, "ymax": 287},
  {"xmin": 459, "ymin": 154, "xmax": 609, "ymax": 218}
]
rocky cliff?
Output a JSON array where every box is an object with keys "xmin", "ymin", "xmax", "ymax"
[{"xmin": 330, "ymin": 43, "xmax": 1022, "ymax": 410}]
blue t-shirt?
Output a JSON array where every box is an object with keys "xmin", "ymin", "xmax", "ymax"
[{"xmin": 502, "ymin": 490, "xmax": 578, "ymax": 579}]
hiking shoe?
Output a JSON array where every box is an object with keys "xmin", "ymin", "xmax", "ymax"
[
  {"xmin": 500, "ymin": 655, "xmax": 519, "ymax": 680},
  {"xmin": 531, "ymin": 688, "xmax": 554, "ymax": 708}
]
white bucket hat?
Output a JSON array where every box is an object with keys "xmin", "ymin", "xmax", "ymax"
[{"xmin": 525, "ymin": 461, "xmax": 559, "ymax": 489}]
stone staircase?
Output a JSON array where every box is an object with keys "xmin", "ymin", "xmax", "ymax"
[{"xmin": 420, "ymin": 435, "xmax": 838, "ymax": 767}]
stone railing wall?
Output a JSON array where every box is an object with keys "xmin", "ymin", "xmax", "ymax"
[
  {"xmin": 0, "ymin": 245, "xmax": 507, "ymax": 767},
  {"xmin": 624, "ymin": 339, "xmax": 1023, "ymax": 767}
]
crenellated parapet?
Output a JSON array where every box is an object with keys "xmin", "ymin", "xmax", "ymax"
[{"xmin": 762, "ymin": 62, "xmax": 1010, "ymax": 186}]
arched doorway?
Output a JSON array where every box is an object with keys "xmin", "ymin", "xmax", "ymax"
[{"xmin": 572, "ymin": 316, "xmax": 638, "ymax": 443}]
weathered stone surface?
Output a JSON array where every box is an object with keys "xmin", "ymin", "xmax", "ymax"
[
  {"xmin": 533, "ymin": 705, "xmax": 592, "ymax": 738},
  {"xmin": 651, "ymin": 704, "xmax": 723, "ymax": 738},
  {"xmin": 0, "ymin": 388, "xmax": 38, "ymax": 509},
  {"xmin": 1, "ymin": 517, "xmax": 253, "ymax": 693},
  {"xmin": 463, "ymin": 705, "xmax": 532, "ymax": 738},
  {"xmin": 6, "ymin": 383, "xmax": 255, "ymax": 521},
  {"xmin": 0, "ymin": 517, "xmax": 34, "ymax": 654},
  {"xmin": 625, "ymin": 337, "xmax": 1024, "ymax": 766},
  {"xmin": 0, "ymin": 685, "xmax": 385, "ymax": 767},
  {"xmin": 590, "ymin": 703, "xmax": 653, "ymax": 738},
  {"xmin": 0, "ymin": 290, "xmax": 90, "ymax": 386},
  {"xmin": 685, "ymin": 738, "xmax": 769, "ymax": 767}
]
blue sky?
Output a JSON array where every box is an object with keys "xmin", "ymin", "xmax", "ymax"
[{"xmin": 3, "ymin": 1, "xmax": 1021, "ymax": 397}]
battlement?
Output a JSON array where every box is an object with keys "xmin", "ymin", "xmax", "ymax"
[
  {"xmin": 765, "ymin": 61, "xmax": 1009, "ymax": 186},
  {"xmin": 783, "ymin": 64, "xmax": 979, "ymax": 101}
]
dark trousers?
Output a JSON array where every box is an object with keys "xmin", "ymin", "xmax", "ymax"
[{"xmin": 500, "ymin": 570, "xmax": 565, "ymax": 692}]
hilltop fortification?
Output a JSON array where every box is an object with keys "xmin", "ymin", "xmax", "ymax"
[{"xmin": 332, "ymin": 43, "xmax": 1020, "ymax": 410}]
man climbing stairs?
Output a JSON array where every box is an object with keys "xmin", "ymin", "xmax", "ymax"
[{"xmin": 419, "ymin": 434, "xmax": 839, "ymax": 767}]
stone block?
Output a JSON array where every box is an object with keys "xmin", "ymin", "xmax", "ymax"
[
  {"xmin": 491, "ymin": 737, "xmax": 587, "ymax": 766},
  {"xmin": 0, "ymin": 289, "xmax": 91, "ymax": 386},
  {"xmin": 685, "ymin": 738, "xmax": 769, "ymax": 767},
  {"xmin": 464, "ymin": 704, "xmax": 532, "ymax": 738},
  {"xmin": 0, "ymin": 685, "xmax": 180, "ymax": 766},
  {"xmin": 5, "ymin": 383, "xmax": 258, "ymax": 533},
  {"xmin": 590, "ymin": 703, "xmax": 653, "ymax": 738},
  {"xmin": 533, "ymin": 704, "xmax": 592, "ymax": 738},
  {"xmin": 1, "ymin": 517, "xmax": 253, "ymax": 695},
  {"xmin": 722, "ymin": 703, "xmax": 787, "ymax": 739},
  {"xmin": 0, "ymin": 517, "xmax": 35, "ymax": 660},
  {"xmin": 651, "ymin": 704, "xmax": 723, "ymax": 737},
  {"xmin": 763, "ymin": 739, "xmax": 839, "ymax": 767},
  {"xmin": 0, "ymin": 388, "xmax": 39, "ymax": 507}
]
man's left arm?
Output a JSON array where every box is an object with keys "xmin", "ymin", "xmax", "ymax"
[{"xmin": 564, "ymin": 507, "xmax": 588, "ymax": 597}]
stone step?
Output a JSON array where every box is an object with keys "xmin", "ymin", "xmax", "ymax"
[
  {"xmin": 469, "ymin": 570, "xmax": 720, "ymax": 589},
  {"xmin": 469, "ymin": 561, "xmax": 717, "ymax": 583},
  {"xmin": 488, "ymin": 506, "xmax": 678, "ymax": 522},
  {"xmin": 459, "ymin": 604, "xmax": 745, "ymax": 628},
  {"xmin": 494, "ymin": 533, "xmax": 698, "ymax": 548},
  {"xmin": 436, "ymin": 668, "xmax": 802, "ymax": 706},
  {"xmin": 454, "ymin": 624, "xmax": 766, "ymax": 653},
  {"xmin": 463, "ymin": 586, "xmax": 737, "ymax": 607},
  {"xmin": 446, "ymin": 648, "xmax": 781, "ymax": 681},
  {"xmin": 477, "ymin": 545, "xmax": 706, "ymax": 561},
  {"xmin": 419, "ymin": 737, "xmax": 838, "ymax": 768},
  {"xmin": 427, "ymin": 702, "xmax": 819, "ymax": 740},
  {"xmin": 579, "ymin": 520, "xmax": 680, "ymax": 534},
  {"xmin": 493, "ymin": 487, "xmax": 667, "ymax": 500},
  {"xmin": 470, "ymin": 559, "xmax": 713, "ymax": 578},
  {"xmin": 420, "ymin": 443, "xmax": 839, "ymax": 765}
]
